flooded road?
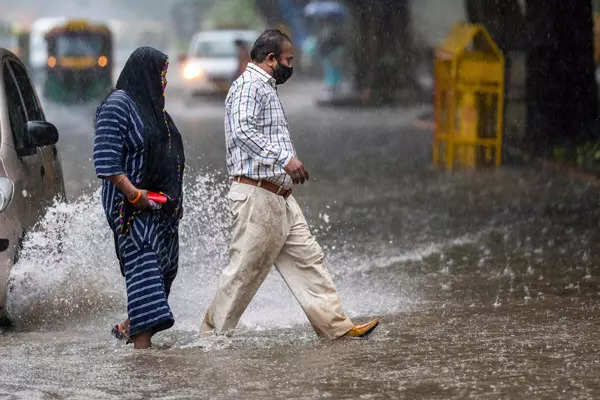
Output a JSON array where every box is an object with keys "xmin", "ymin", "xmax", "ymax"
[{"xmin": 1, "ymin": 79, "xmax": 600, "ymax": 399}]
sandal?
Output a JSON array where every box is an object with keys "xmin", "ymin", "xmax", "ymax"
[{"xmin": 111, "ymin": 321, "xmax": 132, "ymax": 344}]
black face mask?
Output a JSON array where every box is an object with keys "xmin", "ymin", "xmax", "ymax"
[{"xmin": 273, "ymin": 59, "xmax": 293, "ymax": 85}]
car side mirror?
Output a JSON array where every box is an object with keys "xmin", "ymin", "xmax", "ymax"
[{"xmin": 26, "ymin": 121, "xmax": 59, "ymax": 147}]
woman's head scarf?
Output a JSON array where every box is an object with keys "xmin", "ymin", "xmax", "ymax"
[
  {"xmin": 114, "ymin": 47, "xmax": 185, "ymax": 215},
  {"xmin": 116, "ymin": 46, "xmax": 167, "ymax": 141}
]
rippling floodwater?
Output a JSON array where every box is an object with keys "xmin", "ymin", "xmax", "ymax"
[{"xmin": 1, "ymin": 81, "xmax": 600, "ymax": 399}]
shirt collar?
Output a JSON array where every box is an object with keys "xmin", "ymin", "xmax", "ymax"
[{"xmin": 247, "ymin": 62, "xmax": 276, "ymax": 88}]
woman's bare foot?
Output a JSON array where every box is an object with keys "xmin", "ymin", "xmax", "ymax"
[
  {"xmin": 133, "ymin": 332, "xmax": 152, "ymax": 349},
  {"xmin": 113, "ymin": 320, "xmax": 153, "ymax": 349}
]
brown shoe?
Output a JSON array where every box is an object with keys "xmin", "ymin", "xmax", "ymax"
[{"xmin": 341, "ymin": 319, "xmax": 380, "ymax": 338}]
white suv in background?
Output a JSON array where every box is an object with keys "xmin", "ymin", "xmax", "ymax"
[
  {"xmin": 181, "ymin": 30, "xmax": 259, "ymax": 96},
  {"xmin": 0, "ymin": 48, "xmax": 65, "ymax": 323}
]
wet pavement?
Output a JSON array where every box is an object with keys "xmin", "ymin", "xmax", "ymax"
[{"xmin": 1, "ymin": 79, "xmax": 600, "ymax": 399}]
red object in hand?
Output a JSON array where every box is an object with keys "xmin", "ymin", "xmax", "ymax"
[{"xmin": 147, "ymin": 192, "xmax": 167, "ymax": 204}]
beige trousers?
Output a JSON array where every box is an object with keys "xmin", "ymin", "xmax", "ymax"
[{"xmin": 201, "ymin": 182, "xmax": 354, "ymax": 339}]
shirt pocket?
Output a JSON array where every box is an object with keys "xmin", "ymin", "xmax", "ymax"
[
  {"xmin": 273, "ymin": 109, "xmax": 288, "ymax": 128},
  {"xmin": 265, "ymin": 95, "xmax": 287, "ymax": 128}
]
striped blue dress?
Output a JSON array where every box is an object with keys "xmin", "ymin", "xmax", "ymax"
[{"xmin": 93, "ymin": 90, "xmax": 179, "ymax": 338}]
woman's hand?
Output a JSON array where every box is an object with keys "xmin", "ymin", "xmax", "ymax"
[
  {"xmin": 128, "ymin": 189, "xmax": 154, "ymax": 210},
  {"xmin": 108, "ymin": 175, "xmax": 155, "ymax": 210}
]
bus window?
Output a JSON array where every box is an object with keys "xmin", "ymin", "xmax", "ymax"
[{"xmin": 56, "ymin": 35, "xmax": 103, "ymax": 58}]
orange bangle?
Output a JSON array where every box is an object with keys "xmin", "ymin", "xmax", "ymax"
[{"xmin": 128, "ymin": 190, "xmax": 142, "ymax": 204}]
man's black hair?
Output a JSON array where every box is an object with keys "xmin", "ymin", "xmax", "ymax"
[
  {"xmin": 234, "ymin": 39, "xmax": 247, "ymax": 47},
  {"xmin": 250, "ymin": 29, "xmax": 292, "ymax": 62}
]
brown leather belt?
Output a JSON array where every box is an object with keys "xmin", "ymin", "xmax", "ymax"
[{"xmin": 234, "ymin": 176, "xmax": 292, "ymax": 198}]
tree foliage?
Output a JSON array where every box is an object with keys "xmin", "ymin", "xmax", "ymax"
[
  {"xmin": 525, "ymin": 0, "xmax": 598, "ymax": 152},
  {"xmin": 343, "ymin": 0, "xmax": 416, "ymax": 104},
  {"xmin": 465, "ymin": 0, "xmax": 526, "ymax": 51},
  {"xmin": 467, "ymin": 0, "xmax": 598, "ymax": 153},
  {"xmin": 204, "ymin": 0, "xmax": 264, "ymax": 30}
]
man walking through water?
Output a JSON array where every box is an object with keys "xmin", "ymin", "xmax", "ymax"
[{"xmin": 201, "ymin": 29, "xmax": 379, "ymax": 339}]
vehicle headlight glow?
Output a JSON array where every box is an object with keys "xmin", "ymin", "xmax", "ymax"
[
  {"xmin": 183, "ymin": 63, "xmax": 203, "ymax": 80},
  {"xmin": 97, "ymin": 56, "xmax": 108, "ymax": 67},
  {"xmin": 0, "ymin": 177, "xmax": 14, "ymax": 213}
]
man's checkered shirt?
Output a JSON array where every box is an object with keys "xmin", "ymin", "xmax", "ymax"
[{"xmin": 225, "ymin": 62, "xmax": 296, "ymax": 189}]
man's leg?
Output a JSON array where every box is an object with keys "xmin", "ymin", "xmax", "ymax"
[
  {"xmin": 202, "ymin": 184, "xmax": 287, "ymax": 333},
  {"xmin": 274, "ymin": 196, "xmax": 354, "ymax": 339}
]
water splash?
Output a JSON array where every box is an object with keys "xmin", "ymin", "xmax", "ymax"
[
  {"xmin": 5, "ymin": 190, "xmax": 123, "ymax": 327},
  {"xmin": 6, "ymin": 171, "xmax": 420, "ymax": 332}
]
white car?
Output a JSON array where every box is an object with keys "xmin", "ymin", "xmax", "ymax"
[
  {"xmin": 0, "ymin": 49, "xmax": 64, "ymax": 323},
  {"xmin": 182, "ymin": 30, "xmax": 259, "ymax": 96}
]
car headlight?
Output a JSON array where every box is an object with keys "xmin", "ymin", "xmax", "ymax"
[
  {"xmin": 0, "ymin": 177, "xmax": 14, "ymax": 213},
  {"xmin": 183, "ymin": 63, "xmax": 204, "ymax": 80}
]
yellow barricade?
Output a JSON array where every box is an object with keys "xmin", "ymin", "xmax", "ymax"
[{"xmin": 433, "ymin": 23, "xmax": 504, "ymax": 169}]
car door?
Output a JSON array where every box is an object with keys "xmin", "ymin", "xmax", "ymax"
[
  {"xmin": 1, "ymin": 60, "xmax": 45, "ymax": 230},
  {"xmin": 8, "ymin": 60, "xmax": 64, "ymax": 204},
  {"xmin": 0, "ymin": 56, "xmax": 25, "ymax": 310}
]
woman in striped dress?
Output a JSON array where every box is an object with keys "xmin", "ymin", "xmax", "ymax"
[{"xmin": 93, "ymin": 47, "xmax": 185, "ymax": 349}]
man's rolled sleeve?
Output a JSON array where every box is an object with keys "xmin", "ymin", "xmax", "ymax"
[{"xmin": 277, "ymin": 150, "xmax": 293, "ymax": 169}]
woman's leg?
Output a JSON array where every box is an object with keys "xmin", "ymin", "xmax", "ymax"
[
  {"xmin": 133, "ymin": 332, "xmax": 152, "ymax": 349},
  {"xmin": 163, "ymin": 231, "xmax": 179, "ymax": 299},
  {"xmin": 121, "ymin": 239, "xmax": 175, "ymax": 346}
]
